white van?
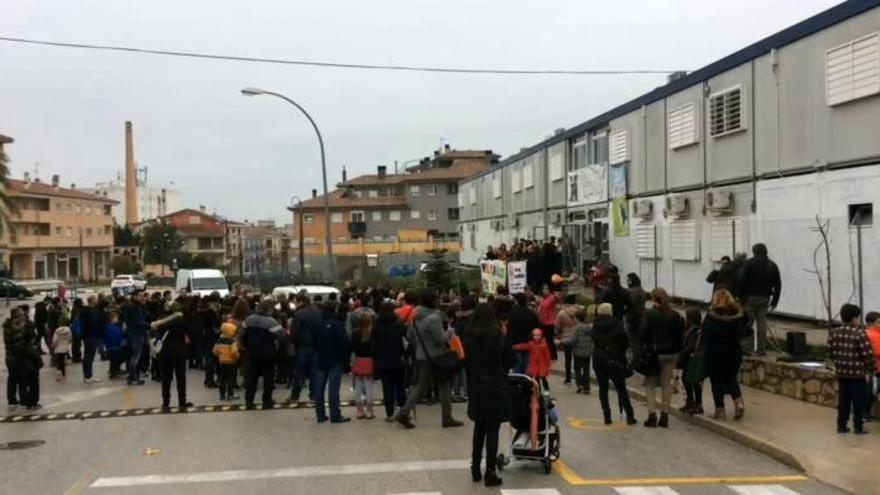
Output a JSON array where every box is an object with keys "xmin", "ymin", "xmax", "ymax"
[
  {"xmin": 272, "ymin": 285, "xmax": 340, "ymax": 303},
  {"xmin": 176, "ymin": 269, "xmax": 230, "ymax": 297}
]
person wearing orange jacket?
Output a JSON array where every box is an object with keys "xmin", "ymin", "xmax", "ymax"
[
  {"xmin": 864, "ymin": 312, "xmax": 880, "ymax": 420},
  {"xmin": 513, "ymin": 329, "xmax": 552, "ymax": 390}
]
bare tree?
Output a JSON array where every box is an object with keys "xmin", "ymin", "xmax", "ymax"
[{"xmin": 804, "ymin": 215, "xmax": 833, "ymax": 329}]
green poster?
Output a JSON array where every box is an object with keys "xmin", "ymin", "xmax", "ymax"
[{"xmin": 612, "ymin": 197, "xmax": 629, "ymax": 237}]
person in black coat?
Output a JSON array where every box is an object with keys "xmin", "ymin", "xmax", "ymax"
[
  {"xmin": 372, "ymin": 303, "xmax": 408, "ymax": 420},
  {"xmin": 591, "ymin": 304, "xmax": 636, "ymax": 425},
  {"xmin": 638, "ymin": 288, "xmax": 684, "ymax": 428},
  {"xmin": 737, "ymin": 243, "xmax": 782, "ymax": 355},
  {"xmin": 463, "ymin": 303, "xmax": 514, "ymax": 487},
  {"xmin": 703, "ymin": 289, "xmax": 750, "ymax": 421},
  {"xmin": 598, "ymin": 273, "xmax": 630, "ymax": 322},
  {"xmin": 312, "ymin": 301, "xmax": 351, "ymax": 423},
  {"xmin": 152, "ymin": 301, "xmax": 193, "ymax": 410}
]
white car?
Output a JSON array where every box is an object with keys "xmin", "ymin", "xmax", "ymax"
[
  {"xmin": 111, "ymin": 274, "xmax": 147, "ymax": 294},
  {"xmin": 272, "ymin": 285, "xmax": 340, "ymax": 303}
]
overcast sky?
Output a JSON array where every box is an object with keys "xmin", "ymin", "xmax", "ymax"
[{"xmin": 0, "ymin": 0, "xmax": 840, "ymax": 224}]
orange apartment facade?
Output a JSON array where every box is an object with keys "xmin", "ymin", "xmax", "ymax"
[
  {"xmin": 0, "ymin": 173, "xmax": 118, "ymax": 281},
  {"xmin": 290, "ymin": 148, "xmax": 497, "ymax": 259}
]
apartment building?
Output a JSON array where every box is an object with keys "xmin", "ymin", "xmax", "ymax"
[
  {"xmin": 290, "ymin": 148, "xmax": 496, "ymax": 269},
  {"xmin": 0, "ymin": 168, "xmax": 117, "ymax": 281},
  {"xmin": 460, "ymin": 0, "xmax": 880, "ymax": 321},
  {"xmin": 138, "ymin": 208, "xmax": 227, "ymax": 269}
]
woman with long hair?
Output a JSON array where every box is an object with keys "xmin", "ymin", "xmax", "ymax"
[
  {"xmin": 351, "ymin": 313, "xmax": 376, "ymax": 419},
  {"xmin": 463, "ymin": 303, "xmax": 514, "ymax": 487},
  {"xmin": 703, "ymin": 289, "xmax": 749, "ymax": 420},
  {"xmin": 638, "ymin": 288, "xmax": 684, "ymax": 428}
]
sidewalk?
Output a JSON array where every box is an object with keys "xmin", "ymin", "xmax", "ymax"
[{"xmin": 552, "ymin": 360, "xmax": 879, "ymax": 495}]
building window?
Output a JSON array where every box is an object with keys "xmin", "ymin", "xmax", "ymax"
[
  {"xmin": 85, "ymin": 228, "xmax": 93, "ymax": 237},
  {"xmin": 523, "ymin": 163, "xmax": 534, "ymax": 189},
  {"xmin": 104, "ymin": 225, "xmax": 111, "ymax": 236},
  {"xmin": 428, "ymin": 210, "xmax": 437, "ymax": 221},
  {"xmin": 303, "ymin": 213, "xmax": 315, "ymax": 224},
  {"xmin": 410, "ymin": 185, "xmax": 420, "ymax": 197},
  {"xmin": 511, "ymin": 168, "xmax": 521, "ymax": 194},
  {"xmin": 826, "ymin": 32, "xmax": 880, "ymax": 106},
  {"xmin": 66, "ymin": 227, "xmax": 73, "ymax": 237},
  {"xmin": 709, "ymin": 85, "xmax": 746, "ymax": 137},
  {"xmin": 590, "ymin": 131, "xmax": 609, "ymax": 165},
  {"xmin": 304, "ymin": 237, "xmax": 316, "ymax": 245},
  {"xmin": 75, "ymin": 205, "xmax": 81, "ymax": 215},
  {"xmin": 331, "ymin": 212, "xmax": 344, "ymax": 223},
  {"xmin": 426, "ymin": 185, "xmax": 437, "ymax": 196},
  {"xmin": 368, "ymin": 189, "xmax": 378, "ymax": 198},
  {"xmin": 410, "ymin": 210, "xmax": 420, "ymax": 219},
  {"xmin": 849, "ymin": 203, "xmax": 873, "ymax": 226},
  {"xmin": 469, "ymin": 186, "xmax": 477, "ymax": 205},
  {"xmin": 350, "ymin": 211, "xmax": 365, "ymax": 223},
  {"xmin": 492, "ymin": 174, "xmax": 501, "ymax": 198},
  {"xmin": 448, "ymin": 208, "xmax": 460, "ymax": 220},
  {"xmin": 371, "ymin": 211, "xmax": 382, "ymax": 222},
  {"xmin": 55, "ymin": 226, "xmax": 62, "ymax": 236},
  {"xmin": 447, "ymin": 183, "xmax": 458, "ymax": 194},
  {"xmin": 571, "ymin": 137, "xmax": 587, "ymax": 171},
  {"xmin": 668, "ymin": 102, "xmax": 698, "ymax": 149},
  {"xmin": 609, "ymin": 128, "xmax": 629, "ymax": 164},
  {"xmin": 189, "ymin": 215, "xmax": 200, "ymax": 225},
  {"xmin": 390, "ymin": 210, "xmax": 401, "ymax": 221}
]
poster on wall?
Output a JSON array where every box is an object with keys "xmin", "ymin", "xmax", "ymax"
[
  {"xmin": 480, "ymin": 260, "xmax": 508, "ymax": 294},
  {"xmin": 567, "ymin": 164, "xmax": 607, "ymax": 207},
  {"xmin": 611, "ymin": 197, "xmax": 630, "ymax": 236},
  {"xmin": 507, "ymin": 261, "xmax": 527, "ymax": 294},
  {"xmin": 609, "ymin": 164, "xmax": 629, "ymax": 237}
]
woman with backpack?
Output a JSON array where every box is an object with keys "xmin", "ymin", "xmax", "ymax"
[{"xmin": 638, "ymin": 288, "xmax": 684, "ymax": 428}]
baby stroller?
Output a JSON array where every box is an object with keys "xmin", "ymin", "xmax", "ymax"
[{"xmin": 497, "ymin": 373, "xmax": 560, "ymax": 474}]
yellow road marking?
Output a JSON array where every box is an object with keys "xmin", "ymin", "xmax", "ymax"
[
  {"xmin": 123, "ymin": 389, "xmax": 135, "ymax": 409},
  {"xmin": 63, "ymin": 468, "xmax": 96, "ymax": 495},
  {"xmin": 566, "ymin": 416, "xmax": 627, "ymax": 431},
  {"xmin": 553, "ymin": 459, "xmax": 808, "ymax": 486}
]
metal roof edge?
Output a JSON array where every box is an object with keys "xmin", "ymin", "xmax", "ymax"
[{"xmin": 465, "ymin": 0, "xmax": 880, "ymax": 184}]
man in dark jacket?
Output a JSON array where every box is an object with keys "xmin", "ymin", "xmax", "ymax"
[
  {"xmin": 507, "ymin": 293, "xmax": 539, "ymax": 374},
  {"xmin": 290, "ymin": 294, "xmax": 322, "ymax": 402},
  {"xmin": 598, "ymin": 273, "xmax": 630, "ymax": 322},
  {"xmin": 123, "ymin": 290, "xmax": 150, "ymax": 385},
  {"xmin": 79, "ymin": 295, "xmax": 106, "ymax": 383},
  {"xmin": 737, "ymin": 243, "xmax": 782, "ymax": 355},
  {"xmin": 239, "ymin": 299, "xmax": 284, "ymax": 409},
  {"xmin": 312, "ymin": 301, "xmax": 350, "ymax": 423}
]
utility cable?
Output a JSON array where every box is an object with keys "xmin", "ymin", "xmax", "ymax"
[{"xmin": 0, "ymin": 36, "xmax": 683, "ymax": 76}]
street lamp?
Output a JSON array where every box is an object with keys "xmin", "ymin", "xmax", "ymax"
[
  {"xmin": 241, "ymin": 87, "xmax": 336, "ymax": 281},
  {"xmin": 290, "ymin": 195, "xmax": 306, "ymax": 279}
]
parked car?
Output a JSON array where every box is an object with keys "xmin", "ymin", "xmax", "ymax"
[
  {"xmin": 0, "ymin": 278, "xmax": 34, "ymax": 299},
  {"xmin": 111, "ymin": 274, "xmax": 148, "ymax": 294},
  {"xmin": 272, "ymin": 284, "xmax": 340, "ymax": 303}
]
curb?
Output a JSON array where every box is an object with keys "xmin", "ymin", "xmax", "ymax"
[{"xmin": 549, "ymin": 369, "xmax": 806, "ymax": 472}]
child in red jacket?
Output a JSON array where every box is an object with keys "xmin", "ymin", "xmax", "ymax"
[{"xmin": 514, "ymin": 328, "xmax": 552, "ymax": 390}]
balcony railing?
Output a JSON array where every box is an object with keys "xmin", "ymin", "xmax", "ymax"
[{"xmin": 347, "ymin": 221, "xmax": 366, "ymax": 237}]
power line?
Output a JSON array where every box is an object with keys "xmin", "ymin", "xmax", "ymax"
[{"xmin": 0, "ymin": 36, "xmax": 682, "ymax": 76}]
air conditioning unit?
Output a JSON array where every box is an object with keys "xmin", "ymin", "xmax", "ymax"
[
  {"xmin": 665, "ymin": 195, "xmax": 689, "ymax": 218},
  {"xmin": 706, "ymin": 189, "xmax": 733, "ymax": 212},
  {"xmin": 632, "ymin": 199, "xmax": 654, "ymax": 219}
]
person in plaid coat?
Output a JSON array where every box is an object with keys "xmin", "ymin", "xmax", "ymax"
[{"xmin": 828, "ymin": 304, "xmax": 875, "ymax": 434}]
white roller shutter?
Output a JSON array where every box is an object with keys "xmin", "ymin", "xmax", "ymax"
[
  {"xmin": 609, "ymin": 128, "xmax": 629, "ymax": 164},
  {"xmin": 826, "ymin": 32, "xmax": 880, "ymax": 106},
  {"xmin": 668, "ymin": 103, "xmax": 697, "ymax": 149},
  {"xmin": 668, "ymin": 220, "xmax": 699, "ymax": 261},
  {"xmin": 709, "ymin": 217, "xmax": 747, "ymax": 261},
  {"xmin": 636, "ymin": 223, "xmax": 659, "ymax": 259}
]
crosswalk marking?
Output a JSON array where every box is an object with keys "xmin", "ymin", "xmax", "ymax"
[
  {"xmin": 729, "ymin": 485, "xmax": 799, "ymax": 495},
  {"xmin": 615, "ymin": 488, "xmax": 680, "ymax": 495},
  {"xmin": 501, "ymin": 489, "xmax": 562, "ymax": 495}
]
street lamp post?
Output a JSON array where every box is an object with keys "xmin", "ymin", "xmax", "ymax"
[
  {"xmin": 241, "ymin": 87, "xmax": 336, "ymax": 281},
  {"xmin": 290, "ymin": 195, "xmax": 306, "ymax": 280}
]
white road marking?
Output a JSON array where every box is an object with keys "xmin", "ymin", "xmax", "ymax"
[
  {"xmin": 615, "ymin": 488, "xmax": 680, "ymax": 495},
  {"xmin": 729, "ymin": 485, "xmax": 799, "ymax": 495},
  {"xmin": 388, "ymin": 492, "xmax": 443, "ymax": 495},
  {"xmin": 91, "ymin": 459, "xmax": 471, "ymax": 488},
  {"xmin": 43, "ymin": 386, "xmax": 125, "ymax": 410},
  {"xmin": 501, "ymin": 489, "xmax": 562, "ymax": 495}
]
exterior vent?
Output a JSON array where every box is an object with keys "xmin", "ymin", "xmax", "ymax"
[
  {"xmin": 633, "ymin": 199, "xmax": 654, "ymax": 219},
  {"xmin": 665, "ymin": 195, "xmax": 689, "ymax": 219},
  {"xmin": 706, "ymin": 189, "xmax": 733, "ymax": 213},
  {"xmin": 709, "ymin": 85, "xmax": 746, "ymax": 137},
  {"xmin": 609, "ymin": 128, "xmax": 629, "ymax": 164},
  {"xmin": 826, "ymin": 31, "xmax": 880, "ymax": 106},
  {"xmin": 668, "ymin": 102, "xmax": 697, "ymax": 149}
]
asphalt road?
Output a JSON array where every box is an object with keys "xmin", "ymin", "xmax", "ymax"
[{"xmin": 1, "ymin": 349, "xmax": 846, "ymax": 495}]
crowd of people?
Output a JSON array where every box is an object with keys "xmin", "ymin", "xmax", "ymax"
[{"xmin": 3, "ymin": 239, "xmax": 879, "ymax": 487}]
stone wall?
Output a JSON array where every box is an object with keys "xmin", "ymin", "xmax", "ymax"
[{"xmin": 739, "ymin": 358, "xmax": 838, "ymax": 408}]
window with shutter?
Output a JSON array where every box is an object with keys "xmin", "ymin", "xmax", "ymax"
[
  {"xmin": 635, "ymin": 224, "xmax": 659, "ymax": 259},
  {"xmin": 609, "ymin": 128, "xmax": 629, "ymax": 164},
  {"xmin": 709, "ymin": 217, "xmax": 747, "ymax": 261},
  {"xmin": 668, "ymin": 220, "xmax": 700, "ymax": 261},
  {"xmin": 668, "ymin": 103, "xmax": 697, "ymax": 149},
  {"xmin": 492, "ymin": 174, "xmax": 501, "ymax": 198},
  {"xmin": 826, "ymin": 32, "xmax": 880, "ymax": 106},
  {"xmin": 511, "ymin": 169, "xmax": 522, "ymax": 194},
  {"xmin": 523, "ymin": 164, "xmax": 534, "ymax": 189},
  {"xmin": 709, "ymin": 85, "xmax": 746, "ymax": 138}
]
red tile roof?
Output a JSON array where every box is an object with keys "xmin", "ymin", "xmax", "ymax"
[
  {"xmin": 339, "ymin": 159, "xmax": 491, "ymax": 187},
  {"xmin": 6, "ymin": 178, "xmax": 118, "ymax": 203},
  {"xmin": 294, "ymin": 190, "xmax": 409, "ymax": 210}
]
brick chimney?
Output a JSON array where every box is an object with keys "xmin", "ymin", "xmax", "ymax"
[
  {"xmin": 342, "ymin": 166, "xmax": 347, "ymax": 183},
  {"xmin": 124, "ymin": 121, "xmax": 138, "ymax": 225},
  {"xmin": 51, "ymin": 174, "xmax": 59, "ymax": 187},
  {"xmin": 377, "ymin": 165, "xmax": 387, "ymax": 178},
  {"xmin": 312, "ymin": 189, "xmax": 317, "ymax": 198}
]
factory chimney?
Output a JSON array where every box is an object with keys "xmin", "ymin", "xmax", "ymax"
[{"xmin": 125, "ymin": 121, "xmax": 138, "ymax": 225}]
